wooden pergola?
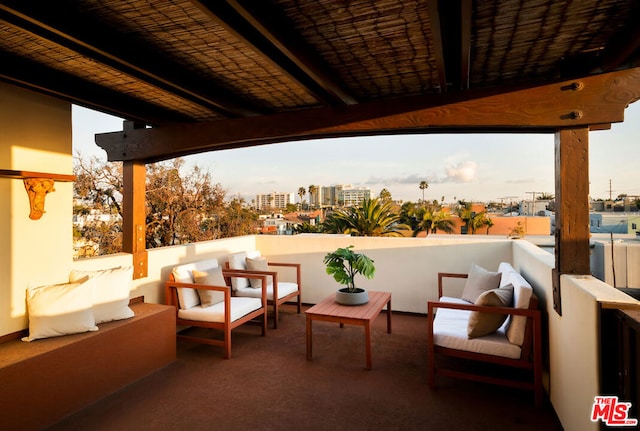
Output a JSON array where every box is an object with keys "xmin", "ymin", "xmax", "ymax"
[{"xmin": 2, "ymin": 0, "xmax": 640, "ymax": 314}]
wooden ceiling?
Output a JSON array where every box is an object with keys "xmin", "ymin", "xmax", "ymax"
[{"xmin": 1, "ymin": 0, "xmax": 640, "ymax": 162}]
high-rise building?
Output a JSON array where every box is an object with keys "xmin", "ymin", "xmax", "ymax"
[
  {"xmin": 339, "ymin": 186, "xmax": 371, "ymax": 207},
  {"xmin": 256, "ymin": 192, "xmax": 294, "ymax": 210},
  {"xmin": 318, "ymin": 185, "xmax": 371, "ymax": 207}
]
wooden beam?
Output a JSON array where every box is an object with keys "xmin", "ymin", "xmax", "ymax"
[
  {"xmin": 553, "ymin": 127, "xmax": 591, "ymax": 315},
  {"xmin": 193, "ymin": 0, "xmax": 355, "ymax": 106},
  {"xmin": 122, "ymin": 160, "xmax": 147, "ymax": 280},
  {"xmin": 426, "ymin": 0, "xmax": 447, "ymax": 92},
  {"xmin": 96, "ymin": 68, "xmax": 640, "ymax": 162},
  {"xmin": 459, "ymin": 0, "xmax": 472, "ymax": 90},
  {"xmin": 225, "ymin": 0, "xmax": 357, "ymax": 105}
]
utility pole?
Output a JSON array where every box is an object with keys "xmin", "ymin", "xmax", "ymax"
[
  {"xmin": 526, "ymin": 191, "xmax": 537, "ymax": 216},
  {"xmin": 609, "ymin": 179, "xmax": 613, "ymax": 200}
]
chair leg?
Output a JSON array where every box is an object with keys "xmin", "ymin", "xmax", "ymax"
[
  {"xmin": 223, "ymin": 325, "xmax": 232, "ymax": 359},
  {"xmin": 261, "ymin": 309, "xmax": 267, "ymax": 336},
  {"xmin": 297, "ymin": 294, "xmax": 301, "ymax": 314},
  {"xmin": 273, "ymin": 303, "xmax": 279, "ymax": 329}
]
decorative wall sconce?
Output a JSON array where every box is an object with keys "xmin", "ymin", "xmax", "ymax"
[
  {"xmin": 23, "ymin": 178, "xmax": 56, "ymax": 220},
  {"xmin": 0, "ymin": 170, "xmax": 75, "ymax": 220}
]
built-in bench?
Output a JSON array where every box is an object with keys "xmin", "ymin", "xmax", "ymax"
[{"xmin": 0, "ymin": 299, "xmax": 176, "ymax": 431}]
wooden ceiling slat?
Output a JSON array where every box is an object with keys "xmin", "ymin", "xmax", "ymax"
[
  {"xmin": 0, "ymin": 51, "xmax": 190, "ymax": 125},
  {"xmin": 0, "ymin": 1, "xmax": 262, "ymax": 118}
]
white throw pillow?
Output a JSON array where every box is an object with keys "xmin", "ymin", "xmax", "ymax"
[
  {"xmin": 22, "ymin": 280, "xmax": 98, "ymax": 342},
  {"xmin": 69, "ymin": 266, "xmax": 134, "ymax": 324},
  {"xmin": 192, "ymin": 268, "xmax": 226, "ymax": 307},
  {"xmin": 461, "ymin": 263, "xmax": 502, "ymax": 303},
  {"xmin": 228, "ymin": 251, "xmax": 261, "ymax": 290}
]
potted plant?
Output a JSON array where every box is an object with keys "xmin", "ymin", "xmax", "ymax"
[{"xmin": 323, "ymin": 245, "xmax": 375, "ymax": 305}]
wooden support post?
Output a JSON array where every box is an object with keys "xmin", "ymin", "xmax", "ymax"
[
  {"xmin": 553, "ymin": 127, "xmax": 591, "ymax": 315},
  {"xmin": 123, "ymin": 159, "xmax": 147, "ymax": 279}
]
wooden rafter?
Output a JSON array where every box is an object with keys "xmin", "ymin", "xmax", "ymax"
[
  {"xmin": 96, "ymin": 68, "xmax": 640, "ymax": 162},
  {"xmin": 427, "ymin": 0, "xmax": 472, "ymax": 92},
  {"xmin": 0, "ymin": 2, "xmax": 261, "ymax": 118},
  {"xmin": 193, "ymin": 0, "xmax": 357, "ymax": 106},
  {"xmin": 0, "ymin": 51, "xmax": 190, "ymax": 125}
]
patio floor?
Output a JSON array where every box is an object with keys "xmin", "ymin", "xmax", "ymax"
[{"xmin": 47, "ymin": 304, "xmax": 563, "ymax": 431}]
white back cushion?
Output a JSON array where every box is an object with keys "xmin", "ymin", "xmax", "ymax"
[
  {"xmin": 171, "ymin": 259, "xmax": 220, "ymax": 309},
  {"xmin": 501, "ymin": 265, "xmax": 533, "ymax": 346},
  {"xmin": 228, "ymin": 251, "xmax": 260, "ymax": 290}
]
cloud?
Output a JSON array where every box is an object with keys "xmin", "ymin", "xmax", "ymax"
[
  {"xmin": 365, "ymin": 161, "xmax": 478, "ymax": 186},
  {"xmin": 444, "ymin": 161, "xmax": 477, "ymax": 183}
]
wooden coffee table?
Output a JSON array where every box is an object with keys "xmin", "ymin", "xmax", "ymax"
[{"xmin": 305, "ymin": 291, "xmax": 391, "ymax": 370}]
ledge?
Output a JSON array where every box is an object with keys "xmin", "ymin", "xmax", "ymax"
[{"xmin": 0, "ymin": 169, "xmax": 75, "ymax": 181}]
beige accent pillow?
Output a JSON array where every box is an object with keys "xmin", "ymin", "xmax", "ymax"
[
  {"xmin": 461, "ymin": 263, "xmax": 502, "ymax": 303},
  {"xmin": 467, "ymin": 284, "xmax": 514, "ymax": 338},
  {"xmin": 192, "ymin": 267, "xmax": 226, "ymax": 307},
  {"xmin": 22, "ymin": 280, "xmax": 99, "ymax": 342},
  {"xmin": 246, "ymin": 256, "xmax": 271, "ymax": 288}
]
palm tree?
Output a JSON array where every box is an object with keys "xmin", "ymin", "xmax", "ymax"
[
  {"xmin": 297, "ymin": 186, "xmax": 306, "ymax": 209},
  {"xmin": 308, "ymin": 185, "xmax": 317, "ymax": 209},
  {"xmin": 378, "ymin": 188, "xmax": 392, "ymax": 203},
  {"xmin": 322, "ymin": 198, "xmax": 408, "ymax": 237},
  {"xmin": 431, "ymin": 210, "xmax": 456, "ymax": 234},
  {"xmin": 419, "ymin": 181, "xmax": 429, "ymax": 204},
  {"xmin": 484, "ymin": 216, "xmax": 494, "ymax": 235},
  {"xmin": 537, "ymin": 193, "xmax": 554, "ymax": 200},
  {"xmin": 456, "ymin": 203, "xmax": 474, "ymax": 234}
]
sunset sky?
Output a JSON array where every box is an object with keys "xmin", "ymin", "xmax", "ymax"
[{"xmin": 73, "ymin": 101, "xmax": 639, "ymax": 204}]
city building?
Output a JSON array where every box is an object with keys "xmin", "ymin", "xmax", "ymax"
[
  {"xmin": 255, "ymin": 192, "xmax": 294, "ymax": 210},
  {"xmin": 338, "ymin": 186, "xmax": 371, "ymax": 207}
]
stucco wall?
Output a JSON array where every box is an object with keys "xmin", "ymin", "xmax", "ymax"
[{"xmin": 0, "ymin": 83, "xmax": 73, "ymax": 335}]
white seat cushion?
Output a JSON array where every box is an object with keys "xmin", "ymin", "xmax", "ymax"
[
  {"xmin": 432, "ymin": 297, "xmax": 522, "ymax": 359},
  {"xmin": 178, "ymin": 297, "xmax": 262, "ymax": 323},
  {"xmin": 235, "ymin": 282, "xmax": 299, "ymax": 301}
]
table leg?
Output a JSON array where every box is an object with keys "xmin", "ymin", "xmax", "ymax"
[
  {"xmin": 364, "ymin": 321, "xmax": 372, "ymax": 370},
  {"xmin": 306, "ymin": 317, "xmax": 312, "ymax": 361},
  {"xmin": 387, "ymin": 298, "xmax": 392, "ymax": 334}
]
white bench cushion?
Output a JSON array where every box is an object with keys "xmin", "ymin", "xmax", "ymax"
[
  {"xmin": 178, "ymin": 297, "xmax": 262, "ymax": 323},
  {"xmin": 433, "ymin": 298, "xmax": 522, "ymax": 359}
]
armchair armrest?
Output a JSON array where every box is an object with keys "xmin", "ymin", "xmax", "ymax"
[
  {"xmin": 166, "ymin": 273, "xmax": 269, "ymax": 310},
  {"xmin": 267, "ymin": 262, "xmax": 301, "ymax": 290},
  {"xmin": 437, "ymin": 272, "xmax": 468, "ymax": 298}
]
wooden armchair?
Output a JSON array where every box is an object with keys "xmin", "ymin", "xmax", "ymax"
[
  {"xmin": 226, "ymin": 251, "xmax": 302, "ymax": 328},
  {"xmin": 166, "ymin": 259, "xmax": 268, "ymax": 359},
  {"xmin": 427, "ymin": 268, "xmax": 543, "ymax": 406}
]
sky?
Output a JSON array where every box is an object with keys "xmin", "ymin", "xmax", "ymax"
[{"xmin": 72, "ymin": 101, "xmax": 639, "ymax": 204}]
